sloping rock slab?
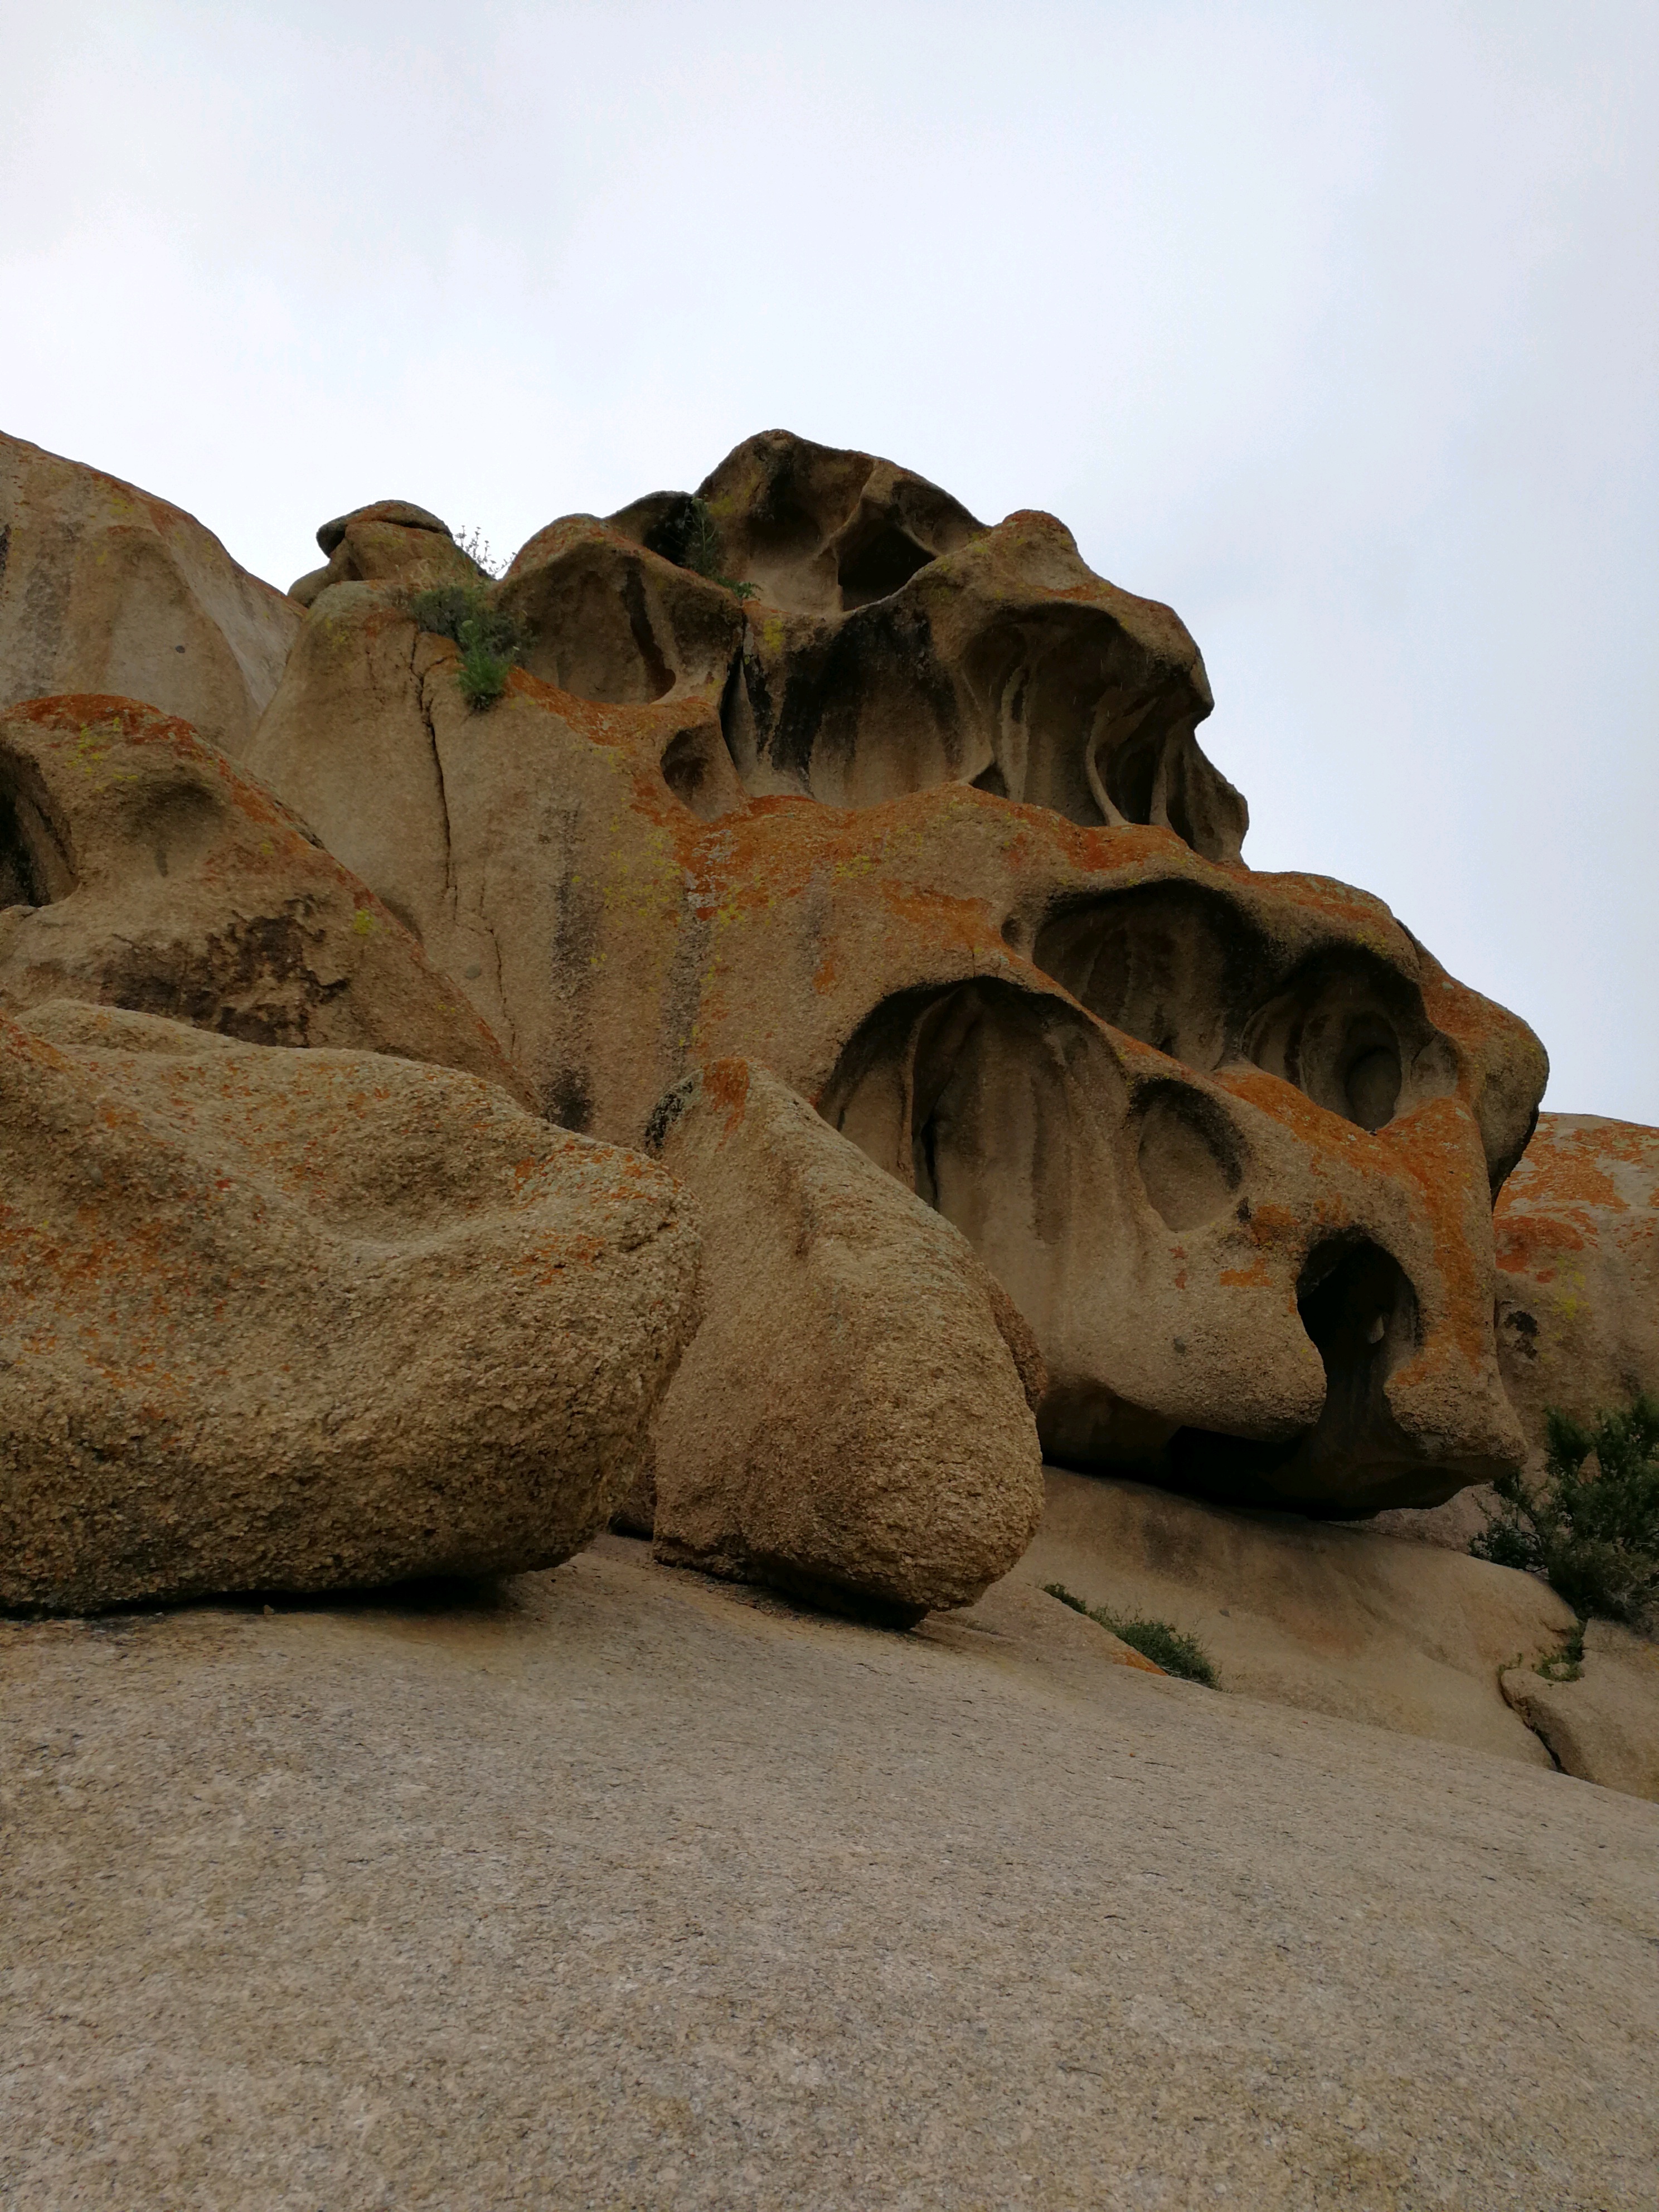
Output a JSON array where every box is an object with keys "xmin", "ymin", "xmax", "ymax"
[
  {"xmin": 3, "ymin": 1542, "xmax": 1655, "ymax": 2209},
  {"xmin": 0, "ymin": 1003, "xmax": 700, "ymax": 1613},
  {"xmin": 1005, "ymin": 1467, "xmax": 1577, "ymax": 1764},
  {"xmin": 0, "ymin": 694, "xmax": 527, "ymax": 1097},
  {"xmin": 1502, "ymin": 1621, "xmax": 1659, "ymax": 1801},
  {"xmin": 648, "ymin": 1059, "xmax": 1044, "ymax": 1622}
]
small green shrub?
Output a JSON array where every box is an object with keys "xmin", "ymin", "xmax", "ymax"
[
  {"xmin": 1042, "ymin": 1582, "xmax": 1219, "ymax": 1687},
  {"xmin": 1471, "ymin": 1394, "xmax": 1659, "ymax": 1627},
  {"xmin": 404, "ymin": 580, "xmax": 528, "ymax": 712},
  {"xmin": 1535, "ymin": 1620, "xmax": 1585, "ymax": 1682},
  {"xmin": 677, "ymin": 497, "xmax": 758, "ymax": 600}
]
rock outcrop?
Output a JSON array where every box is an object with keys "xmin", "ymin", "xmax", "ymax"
[
  {"xmin": 5, "ymin": 420, "xmax": 1630, "ymax": 1613},
  {"xmin": 618, "ymin": 433, "xmax": 1246, "ymax": 855},
  {"xmin": 0, "ymin": 1002, "xmax": 700, "ymax": 1613},
  {"xmin": 0, "ymin": 432, "xmax": 300, "ymax": 755},
  {"xmin": 242, "ymin": 452, "xmax": 1543, "ymax": 1512},
  {"xmin": 1493, "ymin": 1111, "xmax": 1659, "ymax": 1447},
  {"xmin": 646, "ymin": 1060, "xmax": 1044, "ymax": 1622},
  {"xmin": 9, "ymin": 1543, "xmax": 1657, "ymax": 2210},
  {"xmin": 287, "ymin": 498, "xmax": 481, "ymax": 607},
  {"xmin": 0, "ymin": 693, "xmax": 527, "ymax": 1095},
  {"xmin": 1501, "ymin": 1619, "xmax": 1659, "ymax": 1801},
  {"xmin": 1007, "ymin": 1467, "xmax": 1574, "ymax": 1764}
]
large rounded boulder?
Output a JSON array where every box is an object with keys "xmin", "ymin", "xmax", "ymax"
[{"xmin": 0, "ymin": 1001, "xmax": 701, "ymax": 1613}]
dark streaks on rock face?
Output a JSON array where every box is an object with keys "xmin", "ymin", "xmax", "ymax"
[
  {"xmin": 542, "ymin": 1065, "xmax": 594, "ymax": 1132},
  {"xmin": 0, "ymin": 790, "xmax": 47, "ymax": 909},
  {"xmin": 98, "ymin": 908, "xmax": 353, "ymax": 1049}
]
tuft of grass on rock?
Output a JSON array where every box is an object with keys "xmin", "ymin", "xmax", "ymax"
[
  {"xmin": 1042, "ymin": 1582, "xmax": 1219, "ymax": 1686},
  {"xmin": 1471, "ymin": 1394, "xmax": 1659, "ymax": 1628},
  {"xmin": 404, "ymin": 580, "xmax": 528, "ymax": 712}
]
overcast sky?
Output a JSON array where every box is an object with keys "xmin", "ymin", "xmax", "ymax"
[{"xmin": 4, "ymin": 2, "xmax": 1655, "ymax": 1118}]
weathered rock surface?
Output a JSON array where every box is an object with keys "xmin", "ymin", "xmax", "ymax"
[
  {"xmin": 500, "ymin": 513, "xmax": 746, "ymax": 726},
  {"xmin": 0, "ymin": 431, "xmax": 301, "ymax": 754},
  {"xmin": 0, "ymin": 1002, "xmax": 699, "ymax": 1613},
  {"xmin": 1006, "ymin": 1467, "xmax": 1576, "ymax": 1763},
  {"xmin": 1493, "ymin": 1110, "xmax": 1659, "ymax": 1447},
  {"xmin": 287, "ymin": 498, "xmax": 481, "ymax": 607},
  {"xmin": 1502, "ymin": 1620, "xmax": 1659, "ymax": 1802},
  {"xmin": 4, "ymin": 1542, "xmax": 1655, "ymax": 2210},
  {"xmin": 0, "ymin": 693, "xmax": 527, "ymax": 1094},
  {"xmin": 244, "ymin": 557, "xmax": 1541, "ymax": 1512},
  {"xmin": 647, "ymin": 1059, "xmax": 1045, "ymax": 1621},
  {"xmin": 623, "ymin": 431, "xmax": 1248, "ymax": 856}
]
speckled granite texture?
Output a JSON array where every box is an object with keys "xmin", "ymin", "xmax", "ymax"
[{"xmin": 3, "ymin": 1537, "xmax": 1655, "ymax": 2210}]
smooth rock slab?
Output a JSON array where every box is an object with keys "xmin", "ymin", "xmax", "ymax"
[
  {"xmin": 1502, "ymin": 1621, "xmax": 1659, "ymax": 1802},
  {"xmin": 1007, "ymin": 1467, "xmax": 1577, "ymax": 1764},
  {"xmin": 1, "ymin": 1538, "xmax": 1655, "ymax": 2209},
  {"xmin": 0, "ymin": 1002, "xmax": 699, "ymax": 1612}
]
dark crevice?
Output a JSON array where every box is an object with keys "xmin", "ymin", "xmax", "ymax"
[
  {"xmin": 621, "ymin": 564, "xmax": 674, "ymax": 701},
  {"xmin": 0, "ymin": 789, "xmax": 46, "ymax": 908},
  {"xmin": 1166, "ymin": 1237, "xmax": 1420, "ymax": 1515},
  {"xmin": 836, "ymin": 523, "xmax": 935, "ymax": 611},
  {"xmin": 410, "ymin": 644, "xmax": 453, "ymax": 924}
]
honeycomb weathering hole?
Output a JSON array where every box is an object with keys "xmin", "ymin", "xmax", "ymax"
[
  {"xmin": 1344, "ymin": 1042, "xmax": 1402, "ymax": 1132},
  {"xmin": 1166, "ymin": 1236, "xmax": 1421, "ymax": 1511},
  {"xmin": 1295, "ymin": 1236, "xmax": 1417, "ymax": 1381},
  {"xmin": 0, "ymin": 792, "xmax": 43, "ymax": 908},
  {"xmin": 0, "ymin": 778, "xmax": 72, "ymax": 910},
  {"xmin": 836, "ymin": 523, "xmax": 935, "ymax": 611}
]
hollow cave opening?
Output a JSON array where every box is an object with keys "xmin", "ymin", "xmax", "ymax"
[
  {"xmin": 1163, "ymin": 1236, "xmax": 1418, "ymax": 1514},
  {"xmin": 0, "ymin": 790, "xmax": 46, "ymax": 909},
  {"xmin": 836, "ymin": 524, "xmax": 935, "ymax": 612}
]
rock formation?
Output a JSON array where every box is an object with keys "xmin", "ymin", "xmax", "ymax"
[
  {"xmin": 0, "ymin": 693, "xmax": 527, "ymax": 1095},
  {"xmin": 1, "ymin": 419, "xmax": 1653, "ymax": 1636},
  {"xmin": 646, "ymin": 1059, "xmax": 1045, "ymax": 1622},
  {"xmin": 1500, "ymin": 1618, "xmax": 1659, "ymax": 1801},
  {"xmin": 239, "ymin": 431, "xmax": 1545, "ymax": 1518},
  {"xmin": 0, "ymin": 1001, "xmax": 698, "ymax": 1613},
  {"xmin": 287, "ymin": 498, "xmax": 484, "ymax": 607},
  {"xmin": 1493, "ymin": 1111, "xmax": 1659, "ymax": 1448},
  {"xmin": 0, "ymin": 431, "xmax": 299, "ymax": 755},
  {"xmin": 1012, "ymin": 1467, "xmax": 1575, "ymax": 1765}
]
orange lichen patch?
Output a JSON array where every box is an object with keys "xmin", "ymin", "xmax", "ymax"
[
  {"xmin": 1212, "ymin": 1066, "xmax": 1389, "ymax": 1162},
  {"xmin": 1218, "ymin": 1262, "xmax": 1272, "ymax": 1289},
  {"xmin": 7, "ymin": 692, "xmax": 195, "ymax": 743},
  {"xmin": 704, "ymin": 1057, "xmax": 752, "ymax": 1136},
  {"xmin": 1501, "ymin": 1145, "xmax": 1626, "ymax": 1213},
  {"xmin": 1495, "ymin": 1214, "xmax": 1588, "ymax": 1267},
  {"xmin": 876, "ymin": 882, "xmax": 1000, "ymax": 949}
]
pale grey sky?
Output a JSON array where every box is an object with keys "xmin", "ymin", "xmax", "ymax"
[{"xmin": 4, "ymin": 2, "xmax": 1655, "ymax": 1117}]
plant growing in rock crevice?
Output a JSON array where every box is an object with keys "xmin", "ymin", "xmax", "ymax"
[
  {"xmin": 403, "ymin": 579, "xmax": 528, "ymax": 711},
  {"xmin": 672, "ymin": 497, "xmax": 757, "ymax": 601},
  {"xmin": 1043, "ymin": 1582, "xmax": 1219, "ymax": 1686},
  {"xmin": 450, "ymin": 523, "xmax": 506, "ymax": 580},
  {"xmin": 1472, "ymin": 1394, "xmax": 1659, "ymax": 1628}
]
